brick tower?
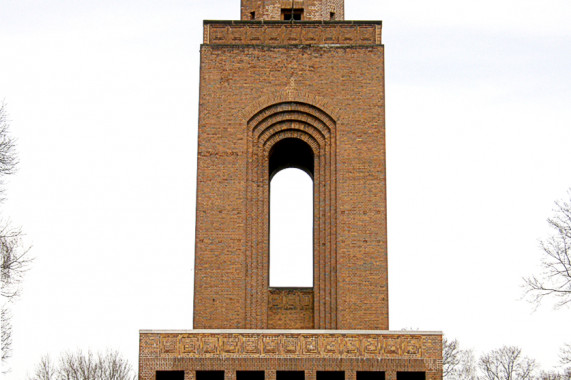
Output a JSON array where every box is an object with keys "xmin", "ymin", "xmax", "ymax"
[{"xmin": 139, "ymin": 1, "xmax": 443, "ymax": 379}]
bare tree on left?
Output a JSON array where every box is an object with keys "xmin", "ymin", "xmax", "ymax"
[{"xmin": 0, "ymin": 102, "xmax": 31, "ymax": 374}]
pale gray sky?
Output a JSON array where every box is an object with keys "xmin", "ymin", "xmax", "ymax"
[{"xmin": 1, "ymin": 0, "xmax": 571, "ymax": 378}]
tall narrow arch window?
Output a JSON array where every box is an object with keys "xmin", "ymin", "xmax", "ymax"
[{"xmin": 269, "ymin": 138, "xmax": 314, "ymax": 288}]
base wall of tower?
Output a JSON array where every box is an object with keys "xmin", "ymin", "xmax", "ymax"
[{"xmin": 139, "ymin": 330, "xmax": 442, "ymax": 380}]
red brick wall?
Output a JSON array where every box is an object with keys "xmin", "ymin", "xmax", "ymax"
[
  {"xmin": 193, "ymin": 21, "xmax": 387, "ymax": 330},
  {"xmin": 268, "ymin": 289, "xmax": 314, "ymax": 329},
  {"xmin": 240, "ymin": 0, "xmax": 345, "ymax": 21}
]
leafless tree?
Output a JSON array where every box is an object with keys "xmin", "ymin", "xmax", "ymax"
[
  {"xmin": 29, "ymin": 350, "xmax": 136, "ymax": 380},
  {"xmin": 29, "ymin": 356, "xmax": 57, "ymax": 380},
  {"xmin": 97, "ymin": 350, "xmax": 136, "ymax": 380},
  {"xmin": 455, "ymin": 349, "xmax": 478, "ymax": 380},
  {"xmin": 443, "ymin": 337, "xmax": 477, "ymax": 380},
  {"xmin": 59, "ymin": 350, "xmax": 101, "ymax": 380},
  {"xmin": 0, "ymin": 102, "xmax": 31, "ymax": 374},
  {"xmin": 0, "ymin": 102, "xmax": 17, "ymax": 199},
  {"xmin": 538, "ymin": 369, "xmax": 571, "ymax": 380},
  {"xmin": 524, "ymin": 189, "xmax": 571, "ymax": 308},
  {"xmin": 0, "ymin": 307, "xmax": 12, "ymax": 365},
  {"xmin": 0, "ymin": 225, "xmax": 30, "ymax": 300},
  {"xmin": 478, "ymin": 346, "xmax": 537, "ymax": 380},
  {"xmin": 561, "ymin": 343, "xmax": 571, "ymax": 367},
  {"xmin": 443, "ymin": 337, "xmax": 460, "ymax": 378}
]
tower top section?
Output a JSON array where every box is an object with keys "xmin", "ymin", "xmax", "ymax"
[{"xmin": 241, "ymin": 0, "xmax": 344, "ymax": 21}]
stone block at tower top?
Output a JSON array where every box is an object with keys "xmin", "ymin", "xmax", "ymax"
[{"xmin": 241, "ymin": 0, "xmax": 345, "ymax": 21}]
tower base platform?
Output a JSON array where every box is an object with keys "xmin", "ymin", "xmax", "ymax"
[{"xmin": 139, "ymin": 330, "xmax": 443, "ymax": 380}]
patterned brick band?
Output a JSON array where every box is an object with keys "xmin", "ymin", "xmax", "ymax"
[
  {"xmin": 140, "ymin": 332, "xmax": 442, "ymax": 363},
  {"xmin": 204, "ymin": 22, "xmax": 382, "ymax": 45}
]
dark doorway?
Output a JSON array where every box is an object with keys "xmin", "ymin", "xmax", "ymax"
[
  {"xmin": 316, "ymin": 371, "xmax": 344, "ymax": 380},
  {"xmin": 357, "ymin": 372, "xmax": 385, "ymax": 380},
  {"xmin": 396, "ymin": 372, "xmax": 425, "ymax": 380},
  {"xmin": 237, "ymin": 371, "xmax": 265, "ymax": 380},
  {"xmin": 156, "ymin": 371, "xmax": 185, "ymax": 380},
  {"xmin": 197, "ymin": 371, "xmax": 225, "ymax": 380},
  {"xmin": 277, "ymin": 371, "xmax": 305, "ymax": 380}
]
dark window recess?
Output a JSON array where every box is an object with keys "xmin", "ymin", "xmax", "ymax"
[
  {"xmin": 330, "ymin": 12, "xmax": 336, "ymax": 20},
  {"xmin": 277, "ymin": 371, "xmax": 305, "ymax": 380},
  {"xmin": 397, "ymin": 372, "xmax": 425, "ymax": 380},
  {"xmin": 357, "ymin": 372, "xmax": 385, "ymax": 380},
  {"xmin": 237, "ymin": 371, "xmax": 265, "ymax": 380},
  {"xmin": 316, "ymin": 372, "xmax": 345, "ymax": 380},
  {"xmin": 269, "ymin": 138, "xmax": 314, "ymax": 180},
  {"xmin": 197, "ymin": 371, "xmax": 225, "ymax": 380},
  {"xmin": 156, "ymin": 371, "xmax": 185, "ymax": 380},
  {"xmin": 282, "ymin": 8, "xmax": 304, "ymax": 20},
  {"xmin": 250, "ymin": 11, "xmax": 256, "ymax": 20}
]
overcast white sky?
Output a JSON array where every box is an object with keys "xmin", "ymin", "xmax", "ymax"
[{"xmin": 1, "ymin": 0, "xmax": 571, "ymax": 378}]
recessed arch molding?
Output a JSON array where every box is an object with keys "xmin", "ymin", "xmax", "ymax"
[{"xmin": 245, "ymin": 101, "xmax": 337, "ymax": 329}]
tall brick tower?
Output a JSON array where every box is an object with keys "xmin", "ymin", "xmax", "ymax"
[{"xmin": 139, "ymin": 1, "xmax": 443, "ymax": 379}]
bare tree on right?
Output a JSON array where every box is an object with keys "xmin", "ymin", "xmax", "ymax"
[
  {"xmin": 524, "ymin": 189, "xmax": 571, "ymax": 308},
  {"xmin": 537, "ymin": 367, "xmax": 571, "ymax": 380},
  {"xmin": 442, "ymin": 337, "xmax": 477, "ymax": 380},
  {"xmin": 478, "ymin": 346, "xmax": 537, "ymax": 380},
  {"xmin": 561, "ymin": 343, "xmax": 571, "ymax": 367}
]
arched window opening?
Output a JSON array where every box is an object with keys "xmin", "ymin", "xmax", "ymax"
[{"xmin": 269, "ymin": 138, "xmax": 314, "ymax": 288}]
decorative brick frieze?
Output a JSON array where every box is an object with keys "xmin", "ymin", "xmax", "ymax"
[
  {"xmin": 204, "ymin": 22, "xmax": 382, "ymax": 46},
  {"xmin": 139, "ymin": 331, "xmax": 443, "ymax": 380},
  {"xmin": 140, "ymin": 331, "xmax": 442, "ymax": 363}
]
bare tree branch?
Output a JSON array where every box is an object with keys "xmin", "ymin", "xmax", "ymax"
[
  {"xmin": 1, "ymin": 307, "xmax": 12, "ymax": 366},
  {"xmin": 0, "ymin": 103, "xmax": 17, "ymax": 202},
  {"xmin": 524, "ymin": 189, "xmax": 571, "ymax": 308},
  {"xmin": 98, "ymin": 350, "xmax": 136, "ymax": 380},
  {"xmin": 443, "ymin": 337, "xmax": 460, "ymax": 378},
  {"xmin": 0, "ymin": 101, "xmax": 31, "ymax": 374},
  {"xmin": 561, "ymin": 343, "xmax": 571, "ymax": 366},
  {"xmin": 1, "ymin": 225, "xmax": 32, "ymax": 300},
  {"xmin": 29, "ymin": 349, "xmax": 136, "ymax": 380},
  {"xmin": 538, "ymin": 368, "xmax": 571, "ymax": 380},
  {"xmin": 28, "ymin": 355, "xmax": 57, "ymax": 380},
  {"xmin": 479, "ymin": 346, "xmax": 537, "ymax": 380},
  {"xmin": 442, "ymin": 337, "xmax": 477, "ymax": 380}
]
